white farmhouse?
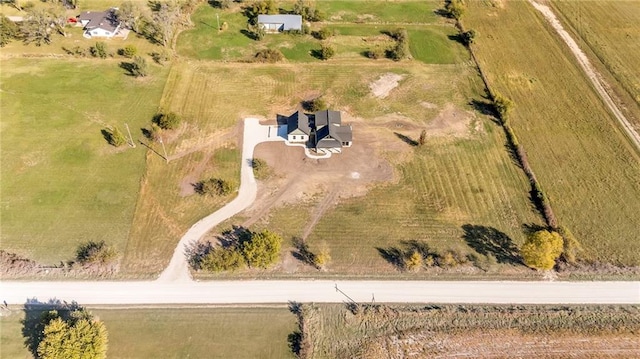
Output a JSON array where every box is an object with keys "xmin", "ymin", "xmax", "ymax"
[{"xmin": 77, "ymin": 8, "xmax": 122, "ymax": 39}]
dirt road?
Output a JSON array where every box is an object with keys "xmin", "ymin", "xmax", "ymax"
[
  {"xmin": 529, "ymin": 0, "xmax": 640, "ymax": 151},
  {"xmin": 1, "ymin": 280, "xmax": 638, "ymax": 305}
]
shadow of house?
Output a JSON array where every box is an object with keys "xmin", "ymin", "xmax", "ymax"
[{"xmin": 461, "ymin": 224, "xmax": 522, "ymax": 265}]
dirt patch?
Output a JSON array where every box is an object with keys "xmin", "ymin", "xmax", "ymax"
[
  {"xmin": 425, "ymin": 103, "xmax": 481, "ymax": 138},
  {"xmin": 370, "ymin": 73, "xmax": 404, "ymax": 99},
  {"xmin": 243, "ymin": 115, "xmax": 406, "ymax": 228},
  {"xmin": 361, "ymin": 330, "xmax": 640, "ymax": 358}
]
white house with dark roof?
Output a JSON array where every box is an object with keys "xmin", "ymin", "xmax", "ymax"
[
  {"xmin": 257, "ymin": 14, "xmax": 302, "ymax": 32},
  {"xmin": 285, "ymin": 110, "xmax": 352, "ymax": 154},
  {"xmin": 77, "ymin": 8, "xmax": 122, "ymax": 38}
]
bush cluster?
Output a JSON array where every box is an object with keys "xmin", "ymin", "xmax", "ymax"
[
  {"xmin": 196, "ymin": 178, "xmax": 236, "ymax": 196},
  {"xmin": 313, "ymin": 27, "xmax": 334, "ymax": 40},
  {"xmin": 253, "ymin": 48, "xmax": 284, "ymax": 63},
  {"xmin": 303, "ymin": 96, "xmax": 327, "ymax": 112},
  {"xmin": 103, "ymin": 127, "xmax": 127, "ymax": 147},
  {"xmin": 75, "ymin": 241, "xmax": 118, "ymax": 266},
  {"xmin": 153, "ymin": 112, "xmax": 181, "ymax": 130},
  {"xmin": 386, "ymin": 28, "xmax": 409, "ymax": 61},
  {"xmin": 191, "ymin": 229, "xmax": 283, "ymax": 271}
]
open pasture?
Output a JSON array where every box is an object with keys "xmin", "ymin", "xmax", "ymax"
[
  {"xmin": 465, "ymin": 1, "xmax": 640, "ymax": 266},
  {"xmin": 0, "ymin": 59, "xmax": 168, "ymax": 265},
  {"xmin": 551, "ymin": 0, "xmax": 640, "ymax": 129},
  {"xmin": 0, "ymin": 306, "xmax": 296, "ymax": 358}
]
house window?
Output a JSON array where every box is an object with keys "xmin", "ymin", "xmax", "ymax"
[{"xmin": 292, "ymin": 135, "xmax": 296, "ymax": 140}]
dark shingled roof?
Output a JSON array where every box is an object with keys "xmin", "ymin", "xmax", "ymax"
[
  {"xmin": 287, "ymin": 111, "xmax": 311, "ymax": 135},
  {"xmin": 78, "ymin": 9, "xmax": 119, "ymax": 32},
  {"xmin": 314, "ymin": 110, "xmax": 342, "ymax": 128}
]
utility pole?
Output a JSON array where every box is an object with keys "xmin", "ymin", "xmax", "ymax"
[
  {"xmin": 124, "ymin": 123, "xmax": 136, "ymax": 148},
  {"xmin": 159, "ymin": 136, "xmax": 168, "ymax": 163}
]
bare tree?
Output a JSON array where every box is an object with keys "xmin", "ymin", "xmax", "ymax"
[{"xmin": 148, "ymin": 1, "xmax": 181, "ymax": 47}]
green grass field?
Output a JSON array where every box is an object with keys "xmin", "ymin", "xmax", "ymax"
[
  {"xmin": 465, "ymin": 1, "xmax": 640, "ymax": 266},
  {"xmin": 551, "ymin": 0, "xmax": 640, "ymax": 129},
  {"xmin": 0, "ymin": 59, "xmax": 168, "ymax": 265},
  {"xmin": 177, "ymin": 1, "xmax": 465, "ymax": 63},
  {"xmin": 0, "ymin": 306, "xmax": 296, "ymax": 358}
]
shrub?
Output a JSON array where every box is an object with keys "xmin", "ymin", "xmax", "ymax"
[
  {"xmin": 293, "ymin": 0, "xmax": 324, "ymax": 22},
  {"xmin": 493, "ymin": 93, "xmax": 514, "ymax": 122},
  {"xmin": 558, "ymin": 226, "xmax": 582, "ymax": 264},
  {"xmin": 131, "ymin": 56, "xmax": 148, "ymax": 77},
  {"xmin": 252, "ymin": 157, "xmax": 272, "ymax": 179},
  {"xmin": 220, "ymin": 21, "xmax": 229, "ymax": 31},
  {"xmin": 313, "ymin": 27, "xmax": 333, "ymax": 40},
  {"xmin": 200, "ymin": 247, "xmax": 245, "ymax": 272},
  {"xmin": 365, "ymin": 46, "xmax": 384, "ymax": 59},
  {"xmin": 119, "ymin": 44, "xmax": 138, "ymax": 58},
  {"xmin": 405, "ymin": 251, "xmax": 423, "ymax": 271},
  {"xmin": 317, "ymin": 43, "xmax": 335, "ymax": 60},
  {"xmin": 103, "ymin": 126, "xmax": 127, "ymax": 147},
  {"xmin": 247, "ymin": 22, "xmax": 265, "ymax": 41},
  {"xmin": 153, "ymin": 112, "xmax": 181, "ymax": 130},
  {"xmin": 197, "ymin": 178, "xmax": 235, "ymax": 196},
  {"xmin": 90, "ymin": 42, "xmax": 108, "ymax": 58},
  {"xmin": 303, "ymin": 97, "xmax": 327, "ymax": 112},
  {"xmin": 461, "ymin": 29, "xmax": 476, "ymax": 45},
  {"xmin": 444, "ymin": 0, "xmax": 466, "ymax": 20},
  {"xmin": 150, "ymin": 50, "xmax": 170, "ymax": 64},
  {"xmin": 0, "ymin": 16, "xmax": 19, "ymax": 47},
  {"xmin": 385, "ymin": 28, "xmax": 409, "ymax": 61},
  {"xmin": 75, "ymin": 241, "xmax": 118, "ymax": 265},
  {"xmin": 418, "ymin": 129, "xmax": 427, "ymax": 146},
  {"xmin": 253, "ymin": 48, "xmax": 284, "ymax": 63},
  {"xmin": 521, "ymin": 230, "xmax": 563, "ymax": 270}
]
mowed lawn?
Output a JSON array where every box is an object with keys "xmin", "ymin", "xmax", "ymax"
[
  {"xmin": 465, "ymin": 1, "xmax": 640, "ymax": 265},
  {"xmin": 0, "ymin": 307, "xmax": 296, "ymax": 359},
  {"xmin": 0, "ymin": 59, "xmax": 168, "ymax": 264},
  {"xmin": 177, "ymin": 1, "xmax": 465, "ymax": 64},
  {"xmin": 551, "ymin": 0, "xmax": 640, "ymax": 129}
]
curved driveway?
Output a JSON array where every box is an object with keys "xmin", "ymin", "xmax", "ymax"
[{"xmin": 158, "ymin": 118, "xmax": 282, "ymax": 282}]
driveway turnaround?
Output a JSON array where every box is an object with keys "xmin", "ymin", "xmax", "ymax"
[{"xmin": 1, "ymin": 280, "xmax": 638, "ymax": 305}]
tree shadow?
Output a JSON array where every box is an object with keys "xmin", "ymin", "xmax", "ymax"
[
  {"xmin": 118, "ymin": 61, "xmax": 136, "ymax": 76},
  {"xmin": 394, "ymin": 132, "xmax": 418, "ymax": 147},
  {"xmin": 309, "ymin": 49, "xmax": 324, "ymax": 60},
  {"xmin": 217, "ymin": 225, "xmax": 251, "ymax": 247},
  {"xmin": 100, "ymin": 128, "xmax": 114, "ymax": 145},
  {"xmin": 522, "ymin": 222, "xmax": 548, "ymax": 236},
  {"xmin": 469, "ymin": 99, "xmax": 498, "ymax": 119},
  {"xmin": 291, "ymin": 237, "xmax": 318, "ymax": 268},
  {"xmin": 21, "ymin": 298, "xmax": 81, "ymax": 357},
  {"xmin": 376, "ymin": 247, "xmax": 406, "ymax": 271},
  {"xmin": 447, "ymin": 33, "xmax": 465, "ymax": 45},
  {"xmin": 461, "ymin": 224, "xmax": 522, "ymax": 265},
  {"xmin": 504, "ymin": 142, "xmax": 524, "ymax": 170},
  {"xmin": 240, "ymin": 29, "xmax": 259, "ymax": 40}
]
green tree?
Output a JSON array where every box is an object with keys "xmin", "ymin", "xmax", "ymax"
[
  {"xmin": 247, "ymin": 22, "xmax": 265, "ymax": 40},
  {"xmin": 104, "ymin": 126, "xmax": 127, "ymax": 146},
  {"xmin": 445, "ymin": 0, "xmax": 466, "ymax": 20},
  {"xmin": 317, "ymin": 43, "xmax": 335, "ymax": 60},
  {"xmin": 0, "ymin": 16, "xmax": 19, "ymax": 47},
  {"xmin": 303, "ymin": 96, "xmax": 327, "ymax": 112},
  {"xmin": 200, "ymin": 247, "xmax": 246, "ymax": 271},
  {"xmin": 313, "ymin": 27, "xmax": 333, "ymax": 40},
  {"xmin": 117, "ymin": 1, "xmax": 145, "ymax": 33},
  {"xmin": 242, "ymin": 230, "xmax": 282, "ymax": 268},
  {"xmin": 154, "ymin": 112, "xmax": 181, "ymax": 129},
  {"xmin": 521, "ymin": 230, "xmax": 563, "ymax": 270},
  {"xmin": 90, "ymin": 42, "xmax": 108, "ymax": 58},
  {"xmin": 461, "ymin": 29, "xmax": 476, "ymax": 45},
  {"xmin": 21, "ymin": 8, "xmax": 55, "ymax": 46},
  {"xmin": 131, "ymin": 55, "xmax": 149, "ymax": 77},
  {"xmin": 313, "ymin": 244, "xmax": 331, "ymax": 269},
  {"xmin": 75, "ymin": 240, "xmax": 118, "ymax": 265},
  {"xmin": 120, "ymin": 44, "xmax": 138, "ymax": 58},
  {"xmin": 493, "ymin": 93, "xmax": 514, "ymax": 122},
  {"xmin": 197, "ymin": 178, "xmax": 235, "ymax": 196},
  {"xmin": 292, "ymin": 0, "xmax": 323, "ymax": 22},
  {"xmin": 37, "ymin": 309, "xmax": 108, "ymax": 359}
]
